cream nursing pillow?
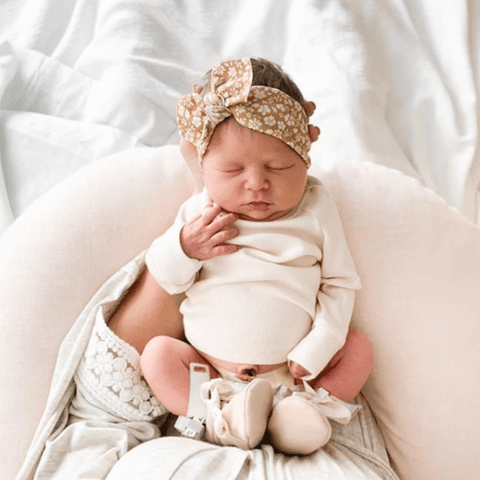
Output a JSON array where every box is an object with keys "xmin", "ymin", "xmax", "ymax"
[
  {"xmin": 0, "ymin": 146, "xmax": 195, "ymax": 480},
  {"xmin": 1, "ymin": 145, "xmax": 479, "ymax": 480},
  {"xmin": 311, "ymin": 162, "xmax": 480, "ymax": 480}
]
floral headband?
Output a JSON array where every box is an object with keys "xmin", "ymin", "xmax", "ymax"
[{"xmin": 176, "ymin": 58, "xmax": 312, "ymax": 167}]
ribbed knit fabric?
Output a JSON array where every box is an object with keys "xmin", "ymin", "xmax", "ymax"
[{"xmin": 146, "ymin": 177, "xmax": 360, "ymax": 379}]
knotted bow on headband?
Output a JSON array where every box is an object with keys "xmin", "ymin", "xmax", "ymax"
[{"xmin": 176, "ymin": 58, "xmax": 312, "ymax": 167}]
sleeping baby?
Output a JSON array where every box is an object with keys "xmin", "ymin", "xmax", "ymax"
[{"xmin": 140, "ymin": 57, "xmax": 374, "ymax": 454}]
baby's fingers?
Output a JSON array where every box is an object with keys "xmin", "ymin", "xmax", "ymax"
[
  {"xmin": 289, "ymin": 361, "xmax": 311, "ymax": 379},
  {"xmin": 210, "ymin": 243, "xmax": 239, "ymax": 258},
  {"xmin": 201, "ymin": 204, "xmax": 223, "ymax": 225},
  {"xmin": 202, "ymin": 204, "xmax": 238, "ymax": 231},
  {"xmin": 212, "ymin": 211, "xmax": 238, "ymax": 232},
  {"xmin": 211, "ymin": 226, "xmax": 239, "ymax": 246}
]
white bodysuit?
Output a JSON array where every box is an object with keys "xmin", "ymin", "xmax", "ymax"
[{"xmin": 146, "ymin": 176, "xmax": 361, "ymax": 380}]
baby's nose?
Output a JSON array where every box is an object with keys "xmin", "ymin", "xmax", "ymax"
[{"xmin": 246, "ymin": 171, "xmax": 268, "ymax": 190}]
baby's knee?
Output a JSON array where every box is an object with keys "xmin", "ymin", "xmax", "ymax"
[
  {"xmin": 347, "ymin": 328, "xmax": 369, "ymax": 345},
  {"xmin": 347, "ymin": 329, "xmax": 374, "ymax": 366},
  {"xmin": 141, "ymin": 336, "xmax": 179, "ymax": 372}
]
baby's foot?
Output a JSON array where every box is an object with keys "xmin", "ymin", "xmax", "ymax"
[{"xmin": 202, "ymin": 378, "xmax": 274, "ymax": 450}]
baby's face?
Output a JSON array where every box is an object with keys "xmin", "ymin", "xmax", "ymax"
[{"xmin": 202, "ymin": 118, "xmax": 308, "ymax": 222}]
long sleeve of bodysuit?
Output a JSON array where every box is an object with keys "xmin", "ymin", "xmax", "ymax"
[
  {"xmin": 146, "ymin": 193, "xmax": 204, "ymax": 294},
  {"xmin": 287, "ymin": 187, "xmax": 361, "ymax": 380}
]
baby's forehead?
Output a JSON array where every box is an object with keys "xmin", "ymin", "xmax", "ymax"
[
  {"xmin": 212, "ymin": 117, "xmax": 285, "ymax": 148},
  {"xmin": 209, "ymin": 119, "xmax": 304, "ymax": 163}
]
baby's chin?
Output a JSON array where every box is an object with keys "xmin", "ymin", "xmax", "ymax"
[
  {"xmin": 237, "ymin": 210, "xmax": 290, "ymax": 222},
  {"xmin": 214, "ymin": 201, "xmax": 292, "ymax": 222},
  {"xmin": 237, "ymin": 213, "xmax": 264, "ymax": 222}
]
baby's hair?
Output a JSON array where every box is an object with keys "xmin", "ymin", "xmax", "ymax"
[
  {"xmin": 250, "ymin": 58, "xmax": 306, "ymax": 107},
  {"xmin": 200, "ymin": 57, "xmax": 306, "ymax": 110}
]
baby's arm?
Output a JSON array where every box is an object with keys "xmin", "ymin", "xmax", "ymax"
[
  {"xmin": 290, "ymin": 329, "xmax": 374, "ymax": 402},
  {"xmin": 288, "ymin": 187, "xmax": 361, "ymax": 381},
  {"xmin": 146, "ymin": 198, "xmax": 239, "ymax": 293},
  {"xmin": 108, "ymin": 197, "xmax": 239, "ymax": 354}
]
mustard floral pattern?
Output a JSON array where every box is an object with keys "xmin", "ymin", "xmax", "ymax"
[{"xmin": 176, "ymin": 58, "xmax": 311, "ymax": 167}]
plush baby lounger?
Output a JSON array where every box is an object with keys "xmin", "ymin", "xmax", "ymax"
[{"xmin": 1, "ymin": 146, "xmax": 480, "ymax": 480}]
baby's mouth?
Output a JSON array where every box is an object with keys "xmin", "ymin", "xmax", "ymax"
[{"xmin": 246, "ymin": 202, "xmax": 271, "ymax": 211}]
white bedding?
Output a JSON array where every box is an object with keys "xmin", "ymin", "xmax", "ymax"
[{"xmin": 1, "ymin": 0, "xmax": 479, "ymax": 236}]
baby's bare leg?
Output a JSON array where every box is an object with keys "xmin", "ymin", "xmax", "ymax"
[
  {"xmin": 312, "ymin": 329, "xmax": 374, "ymax": 403},
  {"xmin": 141, "ymin": 336, "xmax": 218, "ymax": 416},
  {"xmin": 108, "ymin": 269, "xmax": 185, "ymax": 354}
]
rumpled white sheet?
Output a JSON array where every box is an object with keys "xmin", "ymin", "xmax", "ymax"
[{"xmin": 0, "ymin": 0, "xmax": 479, "ymax": 236}]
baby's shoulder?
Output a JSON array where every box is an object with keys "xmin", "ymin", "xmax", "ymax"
[
  {"xmin": 177, "ymin": 189, "xmax": 209, "ymax": 220},
  {"xmin": 302, "ymin": 175, "xmax": 337, "ymax": 214}
]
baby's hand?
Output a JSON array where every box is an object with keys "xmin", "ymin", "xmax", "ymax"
[
  {"xmin": 180, "ymin": 204, "xmax": 239, "ymax": 260},
  {"xmin": 289, "ymin": 361, "xmax": 311, "ymax": 384}
]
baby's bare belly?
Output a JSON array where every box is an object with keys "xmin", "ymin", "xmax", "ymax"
[{"xmin": 199, "ymin": 350, "xmax": 288, "ymax": 378}]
